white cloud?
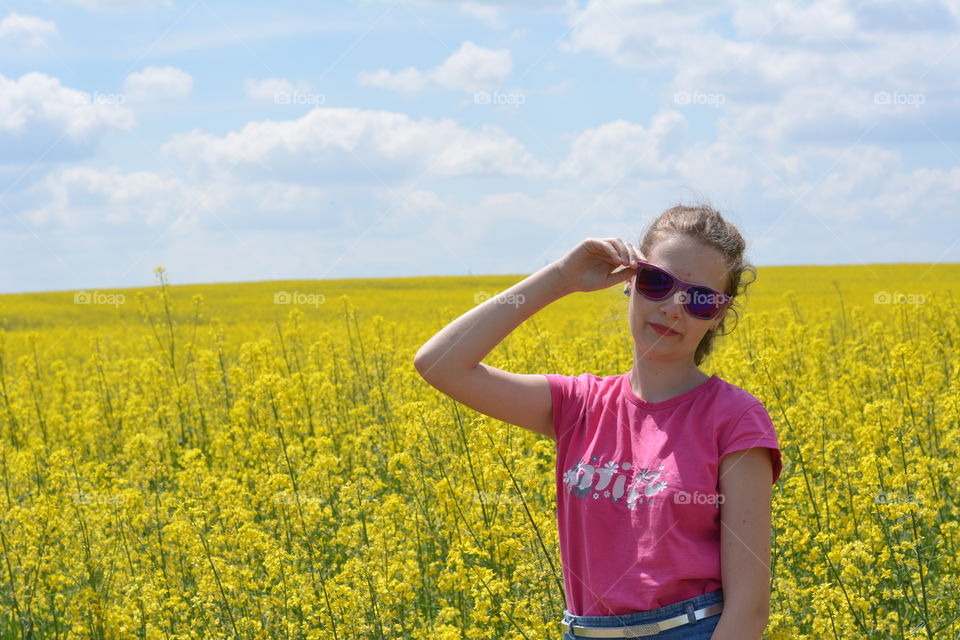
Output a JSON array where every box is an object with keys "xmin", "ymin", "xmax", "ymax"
[
  {"xmin": 559, "ymin": 110, "xmax": 688, "ymax": 186},
  {"xmin": 731, "ymin": 0, "xmax": 858, "ymax": 43},
  {"xmin": 161, "ymin": 106, "xmax": 546, "ymax": 180},
  {"xmin": 23, "ymin": 166, "xmax": 196, "ymax": 229},
  {"xmin": 20, "ymin": 166, "xmax": 353, "ymax": 235},
  {"xmin": 431, "ymin": 41, "xmax": 513, "ymax": 92},
  {"xmin": 869, "ymin": 165, "xmax": 960, "ymax": 222},
  {"xmin": 563, "ymin": 0, "xmax": 960, "ymax": 154},
  {"xmin": 0, "ymin": 13, "xmax": 57, "ymax": 47},
  {"xmin": 563, "ymin": 0, "xmax": 717, "ymax": 68},
  {"xmin": 0, "ymin": 72, "xmax": 135, "ymax": 162},
  {"xmin": 669, "ymin": 130, "xmax": 960, "ymax": 232},
  {"xmin": 672, "ymin": 138, "xmax": 761, "ymax": 203},
  {"xmin": 355, "ymin": 40, "xmax": 513, "ymax": 94},
  {"xmin": 746, "ymin": 143, "xmax": 960, "ymax": 226},
  {"xmin": 122, "ymin": 66, "xmax": 193, "ymax": 103}
]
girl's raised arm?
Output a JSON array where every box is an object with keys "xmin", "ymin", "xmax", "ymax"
[{"xmin": 413, "ymin": 238, "xmax": 639, "ymax": 439}]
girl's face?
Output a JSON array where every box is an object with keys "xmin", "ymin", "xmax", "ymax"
[{"xmin": 628, "ymin": 234, "xmax": 730, "ymax": 364}]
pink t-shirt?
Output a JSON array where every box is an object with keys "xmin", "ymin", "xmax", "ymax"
[{"xmin": 543, "ymin": 369, "xmax": 783, "ymax": 617}]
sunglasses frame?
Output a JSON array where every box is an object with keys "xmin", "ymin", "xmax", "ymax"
[{"xmin": 632, "ymin": 259, "xmax": 732, "ymax": 320}]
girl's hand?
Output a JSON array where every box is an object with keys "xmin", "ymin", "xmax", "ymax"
[{"xmin": 553, "ymin": 237, "xmax": 645, "ymax": 294}]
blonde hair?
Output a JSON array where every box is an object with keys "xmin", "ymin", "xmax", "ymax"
[{"xmin": 637, "ymin": 202, "xmax": 757, "ymax": 365}]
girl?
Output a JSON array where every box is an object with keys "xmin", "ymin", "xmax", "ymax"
[{"xmin": 414, "ymin": 204, "xmax": 782, "ymax": 640}]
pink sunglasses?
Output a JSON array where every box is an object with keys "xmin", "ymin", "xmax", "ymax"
[{"xmin": 632, "ymin": 260, "xmax": 732, "ymax": 320}]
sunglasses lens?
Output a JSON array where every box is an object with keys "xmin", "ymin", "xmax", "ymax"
[
  {"xmin": 635, "ymin": 266, "xmax": 674, "ymax": 299},
  {"xmin": 685, "ymin": 287, "xmax": 724, "ymax": 319}
]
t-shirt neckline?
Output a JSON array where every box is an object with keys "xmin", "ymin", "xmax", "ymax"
[{"xmin": 621, "ymin": 369, "xmax": 719, "ymax": 410}]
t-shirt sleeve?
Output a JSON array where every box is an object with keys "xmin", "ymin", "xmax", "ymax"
[
  {"xmin": 718, "ymin": 402, "xmax": 783, "ymax": 485},
  {"xmin": 541, "ymin": 373, "xmax": 587, "ymax": 443}
]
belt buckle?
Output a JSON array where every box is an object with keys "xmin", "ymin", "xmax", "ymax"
[{"xmin": 621, "ymin": 621, "xmax": 661, "ymax": 637}]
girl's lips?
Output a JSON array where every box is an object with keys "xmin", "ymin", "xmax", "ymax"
[{"xmin": 649, "ymin": 322, "xmax": 680, "ymax": 336}]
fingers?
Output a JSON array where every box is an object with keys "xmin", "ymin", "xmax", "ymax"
[
  {"xmin": 605, "ymin": 237, "xmax": 640, "ymax": 268},
  {"xmin": 592, "ymin": 237, "xmax": 624, "ymax": 267}
]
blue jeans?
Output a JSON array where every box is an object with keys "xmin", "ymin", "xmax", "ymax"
[{"xmin": 561, "ymin": 589, "xmax": 723, "ymax": 640}]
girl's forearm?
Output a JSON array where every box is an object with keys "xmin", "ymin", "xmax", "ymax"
[{"xmin": 413, "ymin": 263, "xmax": 572, "ymax": 379}]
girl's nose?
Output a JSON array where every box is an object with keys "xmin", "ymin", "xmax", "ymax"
[{"xmin": 659, "ymin": 295, "xmax": 683, "ymax": 319}]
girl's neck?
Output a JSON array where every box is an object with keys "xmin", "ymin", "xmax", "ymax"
[{"xmin": 628, "ymin": 360, "xmax": 709, "ymax": 404}]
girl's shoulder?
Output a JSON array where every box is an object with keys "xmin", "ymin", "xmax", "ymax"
[{"xmin": 705, "ymin": 375, "xmax": 769, "ymax": 413}]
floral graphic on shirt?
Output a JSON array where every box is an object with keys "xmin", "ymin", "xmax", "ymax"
[
  {"xmin": 593, "ymin": 461, "xmax": 619, "ymax": 491},
  {"xmin": 562, "ymin": 467, "xmax": 581, "ymax": 486},
  {"xmin": 563, "ymin": 459, "xmax": 668, "ymax": 507}
]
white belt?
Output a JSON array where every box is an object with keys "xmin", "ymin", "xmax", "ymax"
[{"xmin": 560, "ymin": 602, "xmax": 723, "ymax": 638}]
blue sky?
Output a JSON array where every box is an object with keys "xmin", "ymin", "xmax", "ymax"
[{"xmin": 1, "ymin": 0, "xmax": 959, "ymax": 293}]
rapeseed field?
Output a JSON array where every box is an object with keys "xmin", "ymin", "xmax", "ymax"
[{"xmin": 0, "ymin": 264, "xmax": 957, "ymax": 639}]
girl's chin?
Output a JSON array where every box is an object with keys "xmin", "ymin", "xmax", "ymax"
[{"xmin": 635, "ymin": 336, "xmax": 675, "ymax": 353}]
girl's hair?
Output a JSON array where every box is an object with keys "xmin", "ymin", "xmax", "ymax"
[{"xmin": 637, "ymin": 201, "xmax": 757, "ymax": 366}]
